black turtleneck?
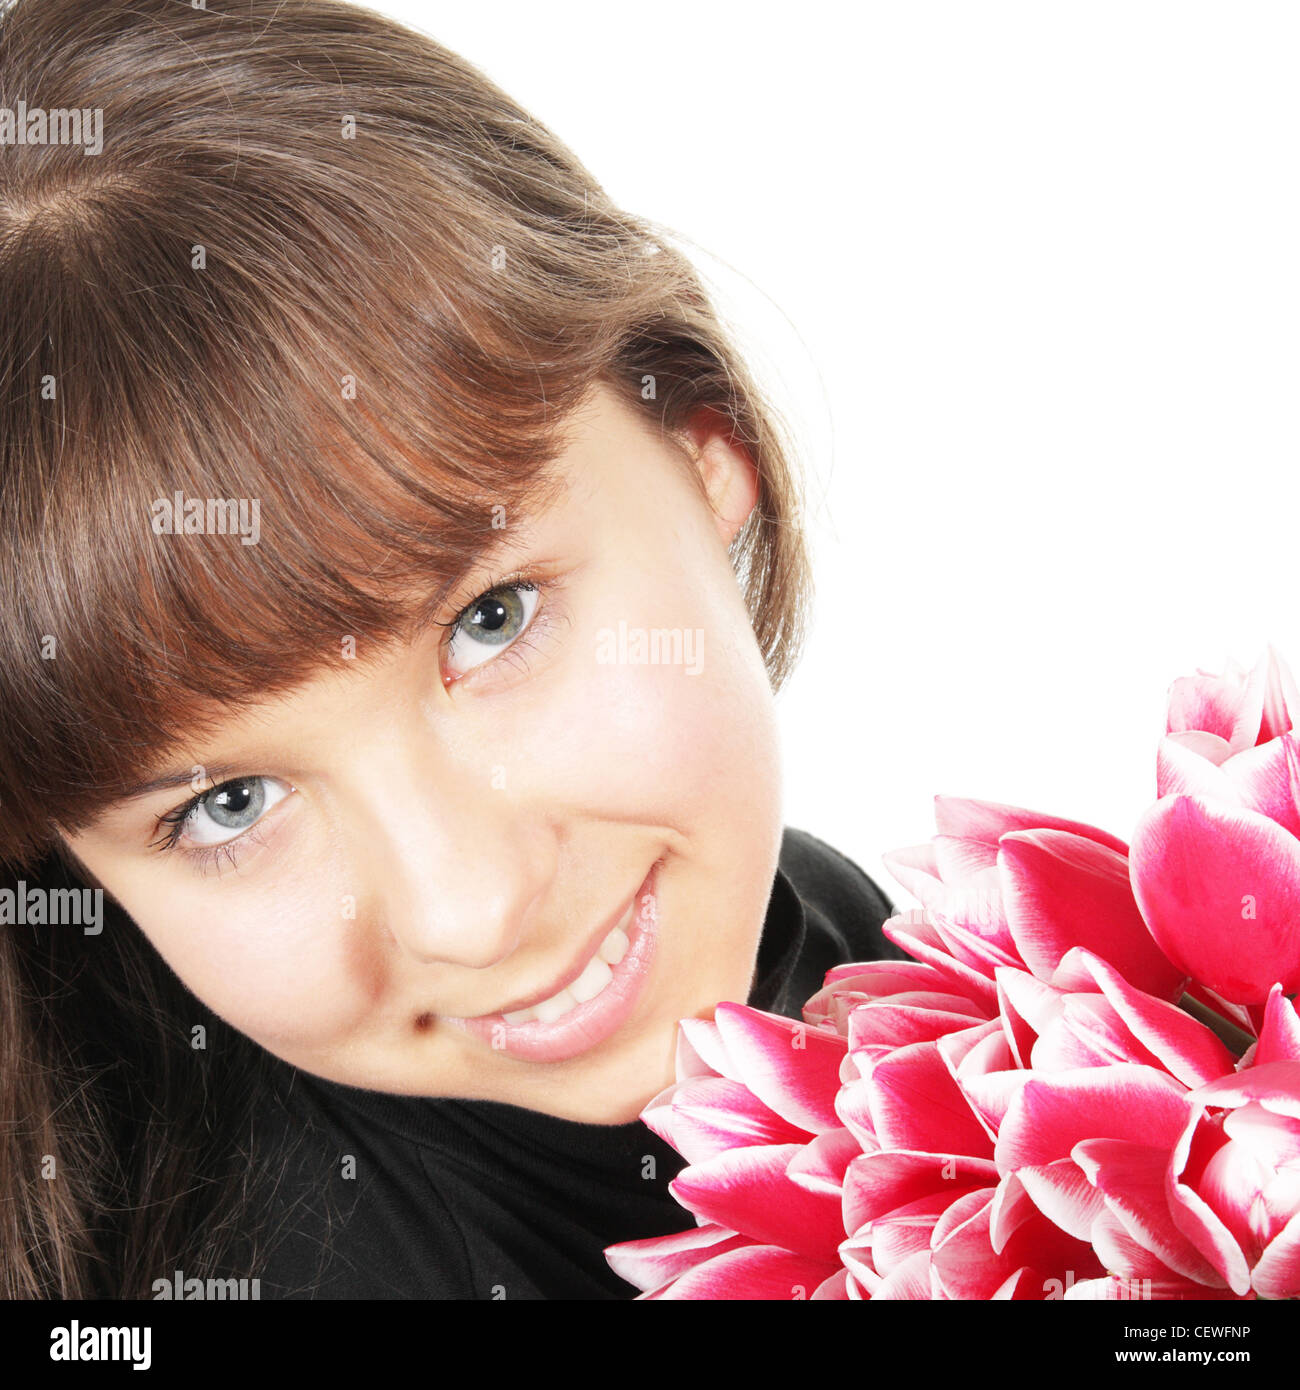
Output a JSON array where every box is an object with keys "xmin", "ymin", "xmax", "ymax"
[{"xmin": 229, "ymin": 827, "xmax": 906, "ymax": 1299}]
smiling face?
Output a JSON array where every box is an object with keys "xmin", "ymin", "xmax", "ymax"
[{"xmin": 62, "ymin": 385, "xmax": 784, "ymax": 1123}]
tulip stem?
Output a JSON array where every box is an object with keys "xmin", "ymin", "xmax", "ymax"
[{"xmin": 1178, "ymin": 993, "xmax": 1256, "ymax": 1058}]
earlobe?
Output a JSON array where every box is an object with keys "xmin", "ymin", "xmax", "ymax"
[{"xmin": 678, "ymin": 408, "xmax": 760, "ymax": 546}]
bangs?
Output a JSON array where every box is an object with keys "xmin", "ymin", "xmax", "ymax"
[
  {"xmin": 0, "ymin": 144, "xmax": 599, "ymax": 859},
  {"xmin": 0, "ymin": 0, "xmax": 812, "ymax": 869}
]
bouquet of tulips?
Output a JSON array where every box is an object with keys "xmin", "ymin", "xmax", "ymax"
[{"xmin": 605, "ymin": 651, "xmax": 1300, "ymax": 1300}]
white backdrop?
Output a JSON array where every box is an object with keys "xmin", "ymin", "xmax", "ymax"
[{"xmin": 374, "ymin": 1, "xmax": 1300, "ymax": 902}]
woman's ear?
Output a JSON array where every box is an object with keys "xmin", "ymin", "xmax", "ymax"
[{"xmin": 676, "ymin": 407, "xmax": 760, "ymax": 547}]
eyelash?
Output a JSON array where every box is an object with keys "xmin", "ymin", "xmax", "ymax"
[
  {"xmin": 150, "ymin": 571, "xmax": 555, "ymax": 869},
  {"xmin": 437, "ymin": 569, "xmax": 552, "ymax": 687},
  {"xmin": 149, "ymin": 806, "xmax": 273, "ymax": 875}
]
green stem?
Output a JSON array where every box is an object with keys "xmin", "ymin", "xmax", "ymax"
[{"xmin": 1179, "ymin": 993, "xmax": 1255, "ymax": 1059}]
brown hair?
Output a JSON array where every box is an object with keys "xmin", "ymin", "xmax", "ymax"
[{"xmin": 0, "ymin": 0, "xmax": 812, "ymax": 1295}]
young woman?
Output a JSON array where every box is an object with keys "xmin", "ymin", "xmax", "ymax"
[{"xmin": 0, "ymin": 0, "xmax": 904, "ymax": 1298}]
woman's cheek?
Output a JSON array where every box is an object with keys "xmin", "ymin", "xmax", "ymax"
[
  {"xmin": 129, "ymin": 867, "xmax": 379, "ymax": 1050},
  {"xmin": 557, "ymin": 630, "xmax": 777, "ymax": 823}
]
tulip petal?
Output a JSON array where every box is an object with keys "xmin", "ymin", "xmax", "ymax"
[
  {"xmin": 1157, "ymin": 731, "xmax": 1235, "ymax": 800},
  {"xmin": 928, "ymin": 1190, "xmax": 1000, "ymax": 1299},
  {"xmin": 932, "ymin": 834, "xmax": 999, "ymax": 882},
  {"xmin": 872, "ymin": 1190, "xmax": 958, "ymax": 1275},
  {"xmin": 712, "ymin": 1002, "xmax": 846, "ymax": 1134},
  {"xmin": 1251, "ymin": 1205, "xmax": 1300, "ymax": 1298},
  {"xmin": 669, "ymin": 1143, "xmax": 845, "ymax": 1261},
  {"xmin": 996, "ymin": 1065, "xmax": 1191, "ymax": 1171},
  {"xmin": 1031, "ymin": 996, "xmax": 1166, "ymax": 1074},
  {"xmin": 930, "ymin": 1187, "xmax": 1097, "ymax": 1300},
  {"xmin": 839, "ymin": 1232, "xmax": 879, "ymax": 1292},
  {"xmin": 1219, "ymin": 734, "xmax": 1300, "ymax": 838},
  {"xmin": 677, "ymin": 1016, "xmax": 733, "ymax": 1081},
  {"xmin": 842, "ymin": 1149, "xmax": 998, "ymax": 1235},
  {"xmin": 1089, "ymin": 1204, "xmax": 1186, "ymax": 1282},
  {"xmin": 786, "ymin": 1126, "xmax": 861, "ymax": 1197},
  {"xmin": 870, "ymin": 1246, "xmax": 933, "ymax": 1300},
  {"xmin": 1166, "ymin": 663, "xmax": 1261, "ymax": 752},
  {"xmin": 604, "ymin": 1221, "xmax": 750, "ymax": 1292},
  {"xmin": 880, "ymin": 844, "xmax": 944, "ymax": 909},
  {"xmin": 1072, "ymin": 1137, "xmax": 1226, "ymax": 1286},
  {"xmin": 1064, "ymin": 1275, "xmax": 1241, "ymax": 1300},
  {"xmin": 930, "ymin": 912, "xmax": 1023, "ymax": 977},
  {"xmin": 1255, "ymin": 985, "xmax": 1300, "ymax": 1066},
  {"xmin": 995, "ymin": 961, "xmax": 1067, "ymax": 1039},
  {"xmin": 931, "ymin": 795, "xmax": 1128, "ymax": 855},
  {"xmin": 988, "ymin": 1171, "xmax": 1041, "ymax": 1254},
  {"xmin": 1166, "ymin": 1112, "xmax": 1253, "ymax": 1295},
  {"xmin": 955, "ymin": 1066, "xmax": 1034, "ymax": 1136},
  {"xmin": 862, "ymin": 1040, "xmax": 995, "ymax": 1158},
  {"xmin": 1254, "ymin": 645, "xmax": 1300, "ymax": 743},
  {"xmin": 644, "ymin": 1243, "xmax": 837, "ymax": 1300},
  {"xmin": 999, "ymin": 829, "xmax": 1184, "ymax": 1000},
  {"xmin": 990, "ymin": 1268, "xmax": 1046, "ymax": 1299},
  {"xmin": 643, "ymin": 1074, "xmax": 812, "ymax": 1164},
  {"xmin": 1056, "ymin": 948, "xmax": 1237, "ymax": 1087},
  {"xmin": 1130, "ymin": 795, "xmax": 1300, "ymax": 1004},
  {"xmin": 881, "ymin": 915, "xmax": 1000, "ymax": 1009},
  {"xmin": 846, "ymin": 999, "xmax": 989, "ymax": 1049},
  {"xmin": 1016, "ymin": 1158, "xmax": 1109, "ymax": 1242},
  {"xmin": 811, "ymin": 1267, "xmax": 852, "ymax": 1299},
  {"xmin": 1189, "ymin": 1059, "xmax": 1300, "ymax": 1118}
]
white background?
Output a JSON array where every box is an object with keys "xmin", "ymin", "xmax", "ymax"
[{"xmin": 376, "ymin": 1, "xmax": 1300, "ymax": 901}]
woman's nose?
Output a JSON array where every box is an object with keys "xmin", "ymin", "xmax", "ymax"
[{"xmin": 348, "ymin": 738, "xmax": 552, "ymax": 970}]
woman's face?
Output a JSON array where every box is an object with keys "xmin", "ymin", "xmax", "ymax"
[{"xmin": 64, "ymin": 385, "xmax": 783, "ymax": 1123}]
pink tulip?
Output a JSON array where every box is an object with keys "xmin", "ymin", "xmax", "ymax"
[
  {"xmin": 606, "ymin": 652, "xmax": 1300, "ymax": 1300},
  {"xmin": 1155, "ymin": 730, "xmax": 1300, "ymax": 840},
  {"xmin": 999, "ymin": 948, "xmax": 1236, "ymax": 1088},
  {"xmin": 834, "ymin": 986, "xmax": 1109, "ymax": 1299},
  {"xmin": 997, "ymin": 972, "xmax": 1300, "ymax": 1300},
  {"xmin": 978, "ymin": 950, "xmax": 1237, "ymax": 1300},
  {"xmin": 1018, "ymin": 989, "xmax": 1300, "ymax": 1301},
  {"xmin": 1165, "ymin": 989, "xmax": 1300, "ymax": 1298},
  {"xmin": 1165, "ymin": 647, "xmax": 1298, "ymax": 754},
  {"xmin": 1129, "ymin": 654, "xmax": 1300, "ymax": 1006},
  {"xmin": 883, "ymin": 796, "xmax": 1184, "ymax": 1001},
  {"xmin": 607, "ymin": 961, "xmax": 1102, "ymax": 1299},
  {"xmin": 1129, "ymin": 794, "xmax": 1300, "ymax": 1005},
  {"xmin": 605, "ymin": 1002, "xmax": 856, "ymax": 1299},
  {"xmin": 802, "ymin": 955, "xmax": 996, "ymax": 1049}
]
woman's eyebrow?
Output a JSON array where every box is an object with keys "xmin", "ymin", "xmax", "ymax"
[
  {"xmin": 112, "ymin": 761, "xmax": 252, "ymax": 805},
  {"xmin": 413, "ymin": 527, "xmax": 536, "ymax": 626}
]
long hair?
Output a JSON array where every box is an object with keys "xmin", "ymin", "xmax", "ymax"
[{"xmin": 0, "ymin": 0, "xmax": 813, "ymax": 1296}]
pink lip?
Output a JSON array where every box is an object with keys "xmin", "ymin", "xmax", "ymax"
[
  {"xmin": 474, "ymin": 870, "xmax": 648, "ymax": 1019},
  {"xmin": 446, "ymin": 861, "xmax": 661, "ymax": 1064}
]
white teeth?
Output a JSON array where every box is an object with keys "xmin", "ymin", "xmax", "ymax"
[
  {"xmin": 569, "ymin": 954, "xmax": 614, "ymax": 1003},
  {"xmin": 598, "ymin": 927, "xmax": 629, "ymax": 965},
  {"xmin": 501, "ymin": 906, "xmax": 641, "ymax": 1025},
  {"xmin": 532, "ymin": 988, "xmax": 576, "ymax": 1024}
]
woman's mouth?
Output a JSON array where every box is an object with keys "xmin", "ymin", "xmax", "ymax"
[{"xmin": 443, "ymin": 861, "xmax": 661, "ymax": 1063}]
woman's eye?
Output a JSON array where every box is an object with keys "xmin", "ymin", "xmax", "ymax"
[
  {"xmin": 184, "ymin": 777, "xmax": 291, "ymax": 846},
  {"xmin": 445, "ymin": 582, "xmax": 540, "ymax": 678}
]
